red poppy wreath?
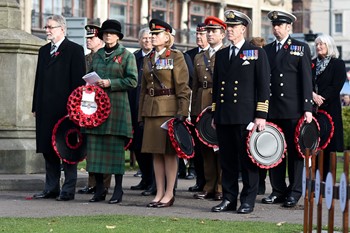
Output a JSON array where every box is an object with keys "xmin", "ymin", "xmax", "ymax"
[{"xmin": 67, "ymin": 85, "xmax": 111, "ymax": 128}]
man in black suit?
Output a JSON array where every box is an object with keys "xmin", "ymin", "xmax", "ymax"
[
  {"xmin": 185, "ymin": 23, "xmax": 209, "ymax": 192},
  {"xmin": 211, "ymin": 10, "xmax": 270, "ymax": 214},
  {"xmin": 128, "ymin": 28, "xmax": 155, "ymax": 196},
  {"xmin": 186, "ymin": 23, "xmax": 210, "ymax": 63},
  {"xmin": 32, "ymin": 15, "xmax": 86, "ymax": 201},
  {"xmin": 261, "ymin": 10, "xmax": 313, "ymax": 208}
]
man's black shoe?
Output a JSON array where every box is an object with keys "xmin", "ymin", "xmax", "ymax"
[
  {"xmin": 33, "ymin": 190, "xmax": 59, "ymax": 199},
  {"xmin": 141, "ymin": 186, "xmax": 157, "ymax": 196},
  {"xmin": 261, "ymin": 195, "xmax": 285, "ymax": 204},
  {"xmin": 237, "ymin": 203, "xmax": 254, "ymax": 214},
  {"xmin": 130, "ymin": 181, "xmax": 148, "ymax": 190},
  {"xmin": 56, "ymin": 195, "xmax": 74, "ymax": 201},
  {"xmin": 188, "ymin": 184, "xmax": 204, "ymax": 192},
  {"xmin": 211, "ymin": 199, "xmax": 236, "ymax": 212},
  {"xmin": 282, "ymin": 196, "xmax": 298, "ymax": 208},
  {"xmin": 77, "ymin": 186, "xmax": 96, "ymax": 194}
]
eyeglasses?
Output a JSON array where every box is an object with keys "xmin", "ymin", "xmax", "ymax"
[{"xmin": 43, "ymin": 25, "xmax": 61, "ymax": 30}]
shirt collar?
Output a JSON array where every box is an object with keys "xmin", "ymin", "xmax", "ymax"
[{"xmin": 52, "ymin": 37, "xmax": 65, "ymax": 49}]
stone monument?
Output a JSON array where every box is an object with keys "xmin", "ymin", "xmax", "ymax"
[{"xmin": 0, "ymin": 0, "xmax": 45, "ymax": 174}]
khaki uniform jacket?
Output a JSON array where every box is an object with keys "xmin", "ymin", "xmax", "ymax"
[
  {"xmin": 191, "ymin": 45, "xmax": 225, "ymax": 116},
  {"xmin": 138, "ymin": 49, "xmax": 191, "ymax": 121}
]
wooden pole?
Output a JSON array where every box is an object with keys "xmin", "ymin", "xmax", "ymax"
[
  {"xmin": 343, "ymin": 151, "xmax": 349, "ymax": 233},
  {"xmin": 328, "ymin": 152, "xmax": 337, "ymax": 233},
  {"xmin": 308, "ymin": 150, "xmax": 316, "ymax": 233},
  {"xmin": 304, "ymin": 149, "xmax": 310, "ymax": 233},
  {"xmin": 317, "ymin": 150, "xmax": 324, "ymax": 233}
]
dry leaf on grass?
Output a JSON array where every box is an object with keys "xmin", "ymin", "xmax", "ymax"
[{"xmin": 276, "ymin": 221, "xmax": 286, "ymax": 226}]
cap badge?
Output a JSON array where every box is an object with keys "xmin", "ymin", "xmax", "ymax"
[
  {"xmin": 272, "ymin": 11, "xmax": 278, "ymax": 19},
  {"xmin": 228, "ymin": 12, "xmax": 235, "ymax": 19}
]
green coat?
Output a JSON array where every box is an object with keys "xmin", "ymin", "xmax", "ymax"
[{"xmin": 83, "ymin": 44, "xmax": 138, "ymax": 138}]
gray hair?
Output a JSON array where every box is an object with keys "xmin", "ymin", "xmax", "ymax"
[
  {"xmin": 47, "ymin": 15, "xmax": 67, "ymax": 35},
  {"xmin": 315, "ymin": 34, "xmax": 339, "ymax": 58},
  {"xmin": 138, "ymin": 28, "xmax": 151, "ymax": 40}
]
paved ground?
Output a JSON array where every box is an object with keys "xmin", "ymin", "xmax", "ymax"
[{"xmin": 0, "ymin": 170, "xmax": 346, "ymax": 229}]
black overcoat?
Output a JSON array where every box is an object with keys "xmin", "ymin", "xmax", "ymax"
[
  {"xmin": 212, "ymin": 41, "xmax": 270, "ymax": 124},
  {"xmin": 312, "ymin": 57, "xmax": 346, "ymax": 151},
  {"xmin": 32, "ymin": 38, "xmax": 86, "ymax": 153},
  {"xmin": 264, "ymin": 36, "xmax": 313, "ymax": 119}
]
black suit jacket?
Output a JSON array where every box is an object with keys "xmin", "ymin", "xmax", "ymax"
[
  {"xmin": 212, "ymin": 41, "xmax": 270, "ymax": 124},
  {"xmin": 185, "ymin": 47, "xmax": 200, "ymax": 65},
  {"xmin": 32, "ymin": 38, "xmax": 86, "ymax": 153},
  {"xmin": 264, "ymin": 36, "xmax": 313, "ymax": 119}
]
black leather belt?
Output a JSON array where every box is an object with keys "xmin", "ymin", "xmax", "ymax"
[
  {"xmin": 199, "ymin": 81, "xmax": 212, "ymax": 89},
  {"xmin": 147, "ymin": 88, "xmax": 175, "ymax": 97}
]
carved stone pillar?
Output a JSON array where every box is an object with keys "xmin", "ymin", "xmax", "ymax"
[{"xmin": 0, "ymin": 0, "xmax": 45, "ymax": 174}]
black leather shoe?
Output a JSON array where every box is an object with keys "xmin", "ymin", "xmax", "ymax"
[
  {"xmin": 282, "ymin": 196, "xmax": 298, "ymax": 208},
  {"xmin": 77, "ymin": 186, "xmax": 96, "ymax": 194},
  {"xmin": 89, "ymin": 190, "xmax": 107, "ymax": 202},
  {"xmin": 130, "ymin": 181, "xmax": 148, "ymax": 190},
  {"xmin": 237, "ymin": 203, "xmax": 254, "ymax": 214},
  {"xmin": 185, "ymin": 173, "xmax": 196, "ymax": 180},
  {"xmin": 56, "ymin": 195, "xmax": 74, "ymax": 201},
  {"xmin": 211, "ymin": 199, "xmax": 236, "ymax": 212},
  {"xmin": 33, "ymin": 190, "xmax": 59, "ymax": 199},
  {"xmin": 142, "ymin": 186, "xmax": 157, "ymax": 196},
  {"xmin": 193, "ymin": 191, "xmax": 214, "ymax": 199},
  {"xmin": 188, "ymin": 184, "xmax": 204, "ymax": 192},
  {"xmin": 262, "ymin": 195, "xmax": 285, "ymax": 204},
  {"xmin": 108, "ymin": 191, "xmax": 123, "ymax": 204}
]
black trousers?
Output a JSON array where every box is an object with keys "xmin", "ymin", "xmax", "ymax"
[
  {"xmin": 43, "ymin": 151, "xmax": 77, "ymax": 196},
  {"xmin": 216, "ymin": 124, "xmax": 259, "ymax": 207},
  {"xmin": 268, "ymin": 119, "xmax": 303, "ymax": 200}
]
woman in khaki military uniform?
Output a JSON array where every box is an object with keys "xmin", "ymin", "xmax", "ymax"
[{"xmin": 138, "ymin": 19, "xmax": 191, "ymax": 208}]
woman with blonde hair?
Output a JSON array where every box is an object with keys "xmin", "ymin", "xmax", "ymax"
[{"xmin": 138, "ymin": 19, "xmax": 191, "ymax": 208}]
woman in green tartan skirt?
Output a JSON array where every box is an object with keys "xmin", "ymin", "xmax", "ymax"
[
  {"xmin": 84, "ymin": 19, "xmax": 137, "ymax": 204},
  {"xmin": 138, "ymin": 19, "xmax": 191, "ymax": 208}
]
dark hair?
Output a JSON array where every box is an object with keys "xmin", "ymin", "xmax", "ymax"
[{"xmin": 250, "ymin": 37, "xmax": 266, "ymax": 48}]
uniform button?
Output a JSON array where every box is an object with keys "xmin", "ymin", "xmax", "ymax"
[
  {"xmin": 234, "ymin": 87, "xmax": 237, "ymax": 90},
  {"xmin": 280, "ymin": 74, "xmax": 283, "ymax": 77},
  {"xmin": 305, "ymin": 99, "xmax": 308, "ymax": 102},
  {"xmin": 204, "ymin": 76, "xmax": 207, "ymax": 79},
  {"xmin": 270, "ymin": 83, "xmax": 272, "ymax": 86},
  {"xmin": 221, "ymin": 99, "xmax": 224, "ymax": 103},
  {"xmin": 221, "ymin": 87, "xmax": 224, "ymax": 91},
  {"xmin": 221, "ymin": 81, "xmax": 225, "ymax": 85},
  {"xmin": 151, "ymin": 82, "xmax": 154, "ymax": 84},
  {"xmin": 220, "ymin": 94, "xmax": 224, "ymax": 97},
  {"xmin": 233, "ymin": 93, "xmax": 237, "ymax": 96},
  {"xmin": 270, "ymin": 93, "xmax": 272, "ymax": 96},
  {"xmin": 233, "ymin": 100, "xmax": 237, "ymax": 103},
  {"xmin": 206, "ymin": 68, "xmax": 209, "ymax": 71},
  {"xmin": 151, "ymin": 74, "xmax": 153, "ymax": 77},
  {"xmin": 280, "ymin": 83, "xmax": 284, "ymax": 86},
  {"xmin": 235, "ymin": 81, "xmax": 238, "ymax": 84},
  {"xmin": 196, "ymin": 63, "xmax": 199, "ymax": 66},
  {"xmin": 281, "ymin": 93, "xmax": 284, "ymax": 96}
]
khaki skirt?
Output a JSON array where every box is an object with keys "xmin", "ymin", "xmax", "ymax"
[{"xmin": 141, "ymin": 116, "xmax": 176, "ymax": 155}]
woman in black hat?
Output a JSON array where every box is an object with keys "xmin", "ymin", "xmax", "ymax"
[
  {"xmin": 83, "ymin": 19, "xmax": 138, "ymax": 204},
  {"xmin": 312, "ymin": 34, "xmax": 346, "ymax": 177},
  {"xmin": 138, "ymin": 19, "xmax": 191, "ymax": 208}
]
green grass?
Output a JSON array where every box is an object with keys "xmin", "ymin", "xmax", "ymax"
[{"xmin": 0, "ymin": 215, "xmax": 303, "ymax": 233}]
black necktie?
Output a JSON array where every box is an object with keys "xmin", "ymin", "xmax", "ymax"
[
  {"xmin": 230, "ymin": 46, "xmax": 236, "ymax": 63},
  {"xmin": 276, "ymin": 42, "xmax": 282, "ymax": 52}
]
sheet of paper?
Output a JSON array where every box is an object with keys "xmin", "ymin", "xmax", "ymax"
[{"xmin": 82, "ymin": 71, "xmax": 101, "ymax": 84}]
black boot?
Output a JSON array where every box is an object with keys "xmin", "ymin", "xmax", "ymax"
[
  {"xmin": 89, "ymin": 173, "xmax": 107, "ymax": 202},
  {"xmin": 109, "ymin": 174, "xmax": 123, "ymax": 204}
]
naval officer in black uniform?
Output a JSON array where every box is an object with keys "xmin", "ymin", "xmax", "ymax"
[
  {"xmin": 261, "ymin": 10, "xmax": 313, "ymax": 208},
  {"xmin": 211, "ymin": 10, "xmax": 270, "ymax": 214}
]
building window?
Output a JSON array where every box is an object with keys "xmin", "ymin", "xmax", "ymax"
[
  {"xmin": 31, "ymin": 0, "xmax": 86, "ymax": 30},
  {"xmin": 109, "ymin": 0, "xmax": 134, "ymax": 38},
  {"xmin": 261, "ymin": 11, "xmax": 271, "ymax": 42},
  {"xmin": 151, "ymin": 0, "xmax": 173, "ymax": 25},
  {"xmin": 188, "ymin": 2, "xmax": 205, "ymax": 44},
  {"xmin": 335, "ymin": 13, "xmax": 342, "ymax": 33}
]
